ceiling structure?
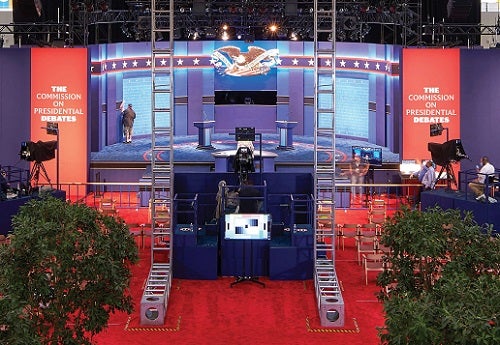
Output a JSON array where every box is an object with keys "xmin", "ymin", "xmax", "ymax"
[{"xmin": 2, "ymin": 1, "xmax": 496, "ymax": 48}]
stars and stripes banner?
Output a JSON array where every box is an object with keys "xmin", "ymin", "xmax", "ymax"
[{"xmin": 90, "ymin": 51, "xmax": 398, "ymax": 76}]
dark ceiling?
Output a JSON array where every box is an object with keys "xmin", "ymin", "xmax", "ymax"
[{"xmin": 8, "ymin": 1, "xmax": 483, "ymax": 47}]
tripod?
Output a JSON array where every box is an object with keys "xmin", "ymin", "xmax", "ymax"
[
  {"xmin": 433, "ymin": 163, "xmax": 456, "ymax": 190},
  {"xmin": 29, "ymin": 161, "xmax": 52, "ymax": 193},
  {"xmin": 230, "ymin": 240, "xmax": 265, "ymax": 288}
]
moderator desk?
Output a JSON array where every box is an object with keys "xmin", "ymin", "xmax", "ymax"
[{"xmin": 212, "ymin": 150, "xmax": 278, "ymax": 173}]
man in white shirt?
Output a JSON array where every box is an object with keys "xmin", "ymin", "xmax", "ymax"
[{"xmin": 468, "ymin": 156, "xmax": 496, "ymax": 202}]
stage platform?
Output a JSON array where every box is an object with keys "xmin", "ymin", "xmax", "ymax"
[
  {"xmin": 421, "ymin": 189, "xmax": 500, "ymax": 234},
  {"xmin": 90, "ymin": 134, "xmax": 401, "ymax": 181},
  {"xmin": 91, "ymin": 134, "xmax": 399, "ymax": 166}
]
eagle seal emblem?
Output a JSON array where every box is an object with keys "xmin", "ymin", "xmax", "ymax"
[{"xmin": 211, "ymin": 46, "xmax": 279, "ymax": 77}]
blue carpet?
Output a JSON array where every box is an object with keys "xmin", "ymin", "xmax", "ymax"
[{"xmin": 91, "ymin": 134, "xmax": 400, "ymax": 164}]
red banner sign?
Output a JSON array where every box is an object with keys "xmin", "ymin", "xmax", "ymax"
[
  {"xmin": 402, "ymin": 48, "xmax": 461, "ymax": 162},
  {"xmin": 31, "ymin": 48, "xmax": 88, "ymax": 189}
]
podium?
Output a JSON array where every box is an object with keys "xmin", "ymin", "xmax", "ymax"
[
  {"xmin": 193, "ymin": 120, "xmax": 215, "ymax": 150},
  {"xmin": 276, "ymin": 121, "xmax": 297, "ymax": 150}
]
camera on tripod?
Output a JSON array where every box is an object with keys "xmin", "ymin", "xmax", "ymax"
[
  {"xmin": 19, "ymin": 140, "xmax": 58, "ymax": 192},
  {"xmin": 19, "ymin": 141, "xmax": 57, "ymax": 163}
]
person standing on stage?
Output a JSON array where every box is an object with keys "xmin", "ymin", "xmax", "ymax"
[
  {"xmin": 421, "ymin": 160, "xmax": 435, "ymax": 190},
  {"xmin": 122, "ymin": 103, "xmax": 136, "ymax": 144},
  {"xmin": 469, "ymin": 156, "xmax": 496, "ymax": 202},
  {"xmin": 349, "ymin": 154, "xmax": 369, "ymax": 199}
]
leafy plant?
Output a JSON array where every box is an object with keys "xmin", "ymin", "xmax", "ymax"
[
  {"xmin": 0, "ymin": 195, "xmax": 139, "ymax": 345},
  {"xmin": 378, "ymin": 206, "xmax": 500, "ymax": 345}
]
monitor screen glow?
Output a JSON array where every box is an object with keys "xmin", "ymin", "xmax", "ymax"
[
  {"xmin": 225, "ymin": 213, "xmax": 271, "ymax": 240},
  {"xmin": 352, "ymin": 146, "xmax": 382, "ymax": 166}
]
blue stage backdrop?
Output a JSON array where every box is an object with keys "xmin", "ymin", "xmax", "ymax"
[{"xmin": 89, "ymin": 41, "xmax": 401, "ymax": 156}]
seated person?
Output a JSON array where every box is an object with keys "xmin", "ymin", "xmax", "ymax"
[
  {"xmin": 468, "ymin": 156, "xmax": 496, "ymax": 203},
  {"xmin": 0, "ymin": 169, "xmax": 9, "ymax": 201},
  {"xmin": 238, "ymin": 180, "xmax": 261, "ymax": 213}
]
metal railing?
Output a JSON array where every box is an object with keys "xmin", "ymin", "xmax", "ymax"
[{"xmin": 25, "ymin": 180, "xmax": 429, "ymax": 212}]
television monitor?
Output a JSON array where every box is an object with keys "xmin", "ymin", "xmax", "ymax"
[
  {"xmin": 352, "ymin": 146, "xmax": 382, "ymax": 166},
  {"xmin": 235, "ymin": 127, "xmax": 255, "ymax": 141},
  {"xmin": 430, "ymin": 123, "xmax": 444, "ymax": 137},
  {"xmin": 224, "ymin": 213, "xmax": 271, "ymax": 240}
]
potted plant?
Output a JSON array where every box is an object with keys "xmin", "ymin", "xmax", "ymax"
[
  {"xmin": 0, "ymin": 195, "xmax": 139, "ymax": 345},
  {"xmin": 377, "ymin": 206, "xmax": 500, "ymax": 344}
]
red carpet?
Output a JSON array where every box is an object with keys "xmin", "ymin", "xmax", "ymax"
[{"xmin": 92, "ymin": 207, "xmax": 386, "ymax": 345}]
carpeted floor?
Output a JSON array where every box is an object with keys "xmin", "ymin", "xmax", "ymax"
[
  {"xmin": 91, "ymin": 134, "xmax": 400, "ymax": 164},
  {"xmin": 93, "ymin": 208, "xmax": 389, "ymax": 345}
]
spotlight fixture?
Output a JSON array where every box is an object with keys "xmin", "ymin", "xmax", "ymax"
[
  {"xmin": 268, "ymin": 24, "xmax": 278, "ymax": 33},
  {"xmin": 221, "ymin": 30, "xmax": 230, "ymax": 41}
]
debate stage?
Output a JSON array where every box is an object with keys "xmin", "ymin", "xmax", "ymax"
[{"xmin": 421, "ymin": 189, "xmax": 500, "ymax": 234}]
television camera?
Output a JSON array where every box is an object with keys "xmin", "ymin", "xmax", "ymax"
[
  {"xmin": 19, "ymin": 140, "xmax": 57, "ymax": 191},
  {"xmin": 233, "ymin": 127, "xmax": 256, "ymax": 183},
  {"xmin": 428, "ymin": 139, "xmax": 469, "ymax": 189},
  {"xmin": 233, "ymin": 146, "xmax": 255, "ymax": 182}
]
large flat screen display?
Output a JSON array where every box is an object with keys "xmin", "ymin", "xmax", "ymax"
[
  {"xmin": 225, "ymin": 213, "xmax": 271, "ymax": 240},
  {"xmin": 352, "ymin": 146, "xmax": 382, "ymax": 166}
]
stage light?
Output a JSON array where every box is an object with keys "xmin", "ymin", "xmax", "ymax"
[
  {"xmin": 205, "ymin": 28, "xmax": 217, "ymax": 39},
  {"xmin": 221, "ymin": 30, "xmax": 230, "ymax": 41},
  {"xmin": 289, "ymin": 31, "xmax": 300, "ymax": 41}
]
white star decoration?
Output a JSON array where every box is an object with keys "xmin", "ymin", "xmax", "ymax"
[{"xmin": 91, "ymin": 55, "xmax": 397, "ymax": 75}]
